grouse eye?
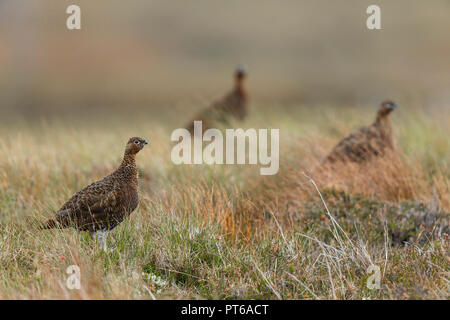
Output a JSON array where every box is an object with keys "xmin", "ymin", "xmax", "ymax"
[
  {"xmin": 134, "ymin": 140, "xmax": 140, "ymax": 145},
  {"xmin": 387, "ymin": 102, "xmax": 396, "ymax": 109}
]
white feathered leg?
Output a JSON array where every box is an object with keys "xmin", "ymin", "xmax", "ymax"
[{"xmin": 94, "ymin": 230, "xmax": 109, "ymax": 252}]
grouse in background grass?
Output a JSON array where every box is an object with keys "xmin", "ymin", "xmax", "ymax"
[
  {"xmin": 40, "ymin": 137, "xmax": 148, "ymax": 250},
  {"xmin": 323, "ymin": 100, "xmax": 397, "ymax": 164},
  {"xmin": 186, "ymin": 65, "xmax": 248, "ymax": 134}
]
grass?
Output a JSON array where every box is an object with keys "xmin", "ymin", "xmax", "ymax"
[{"xmin": 0, "ymin": 103, "xmax": 448, "ymax": 299}]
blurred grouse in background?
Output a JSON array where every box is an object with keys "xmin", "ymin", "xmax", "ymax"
[
  {"xmin": 40, "ymin": 137, "xmax": 148, "ymax": 250},
  {"xmin": 323, "ymin": 100, "xmax": 397, "ymax": 164},
  {"xmin": 186, "ymin": 66, "xmax": 248, "ymax": 134}
]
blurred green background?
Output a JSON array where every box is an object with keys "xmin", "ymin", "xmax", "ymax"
[{"xmin": 0, "ymin": 0, "xmax": 449, "ymax": 121}]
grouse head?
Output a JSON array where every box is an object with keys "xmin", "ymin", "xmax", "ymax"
[
  {"xmin": 235, "ymin": 65, "xmax": 247, "ymax": 80},
  {"xmin": 378, "ymin": 100, "xmax": 397, "ymax": 118},
  {"xmin": 125, "ymin": 137, "xmax": 148, "ymax": 155}
]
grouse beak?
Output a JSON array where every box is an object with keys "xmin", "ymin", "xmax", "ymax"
[
  {"xmin": 389, "ymin": 103, "xmax": 397, "ymax": 110},
  {"xmin": 141, "ymin": 141, "xmax": 148, "ymax": 147}
]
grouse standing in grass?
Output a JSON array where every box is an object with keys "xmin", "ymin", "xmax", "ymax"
[
  {"xmin": 186, "ymin": 66, "xmax": 248, "ymax": 134},
  {"xmin": 323, "ymin": 100, "xmax": 397, "ymax": 164},
  {"xmin": 40, "ymin": 137, "xmax": 148, "ymax": 250}
]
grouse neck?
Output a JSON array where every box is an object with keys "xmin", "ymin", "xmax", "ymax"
[
  {"xmin": 374, "ymin": 114, "xmax": 393, "ymax": 146},
  {"xmin": 234, "ymin": 79, "xmax": 246, "ymax": 96},
  {"xmin": 375, "ymin": 114, "xmax": 392, "ymax": 131},
  {"xmin": 117, "ymin": 152, "xmax": 138, "ymax": 180}
]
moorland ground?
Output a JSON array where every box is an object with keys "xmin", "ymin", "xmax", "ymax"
[{"xmin": 0, "ymin": 103, "xmax": 448, "ymax": 299}]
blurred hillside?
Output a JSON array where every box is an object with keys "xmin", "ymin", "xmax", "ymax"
[{"xmin": 0, "ymin": 0, "xmax": 450, "ymax": 119}]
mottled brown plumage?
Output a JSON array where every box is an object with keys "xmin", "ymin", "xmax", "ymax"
[
  {"xmin": 41, "ymin": 137, "xmax": 148, "ymax": 234},
  {"xmin": 323, "ymin": 100, "xmax": 397, "ymax": 164},
  {"xmin": 186, "ymin": 66, "xmax": 248, "ymax": 134}
]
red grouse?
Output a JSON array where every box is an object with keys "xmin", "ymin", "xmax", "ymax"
[
  {"xmin": 323, "ymin": 100, "xmax": 397, "ymax": 164},
  {"xmin": 186, "ymin": 66, "xmax": 248, "ymax": 134},
  {"xmin": 40, "ymin": 137, "xmax": 148, "ymax": 250}
]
